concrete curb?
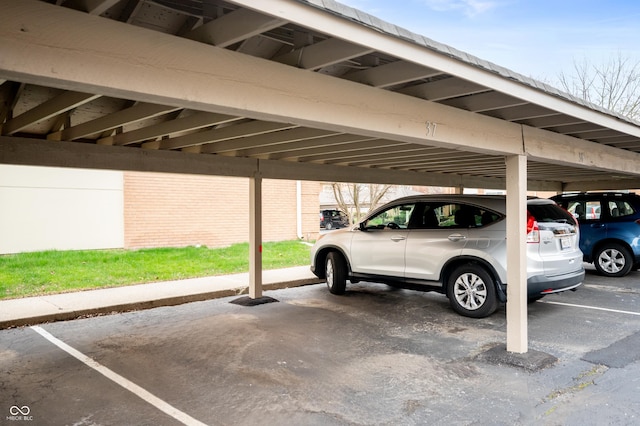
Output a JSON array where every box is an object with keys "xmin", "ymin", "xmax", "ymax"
[{"xmin": 0, "ymin": 273, "xmax": 323, "ymax": 329}]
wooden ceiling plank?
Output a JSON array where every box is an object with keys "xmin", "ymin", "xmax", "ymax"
[
  {"xmin": 484, "ymin": 105, "xmax": 558, "ymax": 122},
  {"xmin": 48, "ymin": 102, "xmax": 179, "ymax": 141},
  {"xmin": 63, "ymin": 0, "xmax": 121, "ymax": 15},
  {"xmin": 321, "ymin": 146, "xmax": 428, "ymax": 165},
  {"xmin": 98, "ymin": 111, "xmax": 239, "ymax": 146},
  {"xmin": 155, "ymin": 121, "xmax": 297, "ymax": 150},
  {"xmin": 294, "ymin": 140, "xmax": 413, "ymax": 163},
  {"xmin": 3, "ymin": 91, "xmax": 100, "ymax": 136},
  {"xmin": 265, "ymin": 135, "xmax": 380, "ymax": 159},
  {"xmin": 0, "ymin": 81, "xmax": 24, "ymax": 125},
  {"xmin": 517, "ymin": 114, "xmax": 586, "ymax": 128},
  {"xmin": 352, "ymin": 152, "xmax": 490, "ymax": 168},
  {"xmin": 186, "ymin": 8, "xmax": 286, "ymax": 48},
  {"xmin": 440, "ymin": 91, "xmax": 528, "ymax": 113},
  {"xmin": 202, "ymin": 127, "xmax": 336, "ymax": 154},
  {"xmin": 343, "ymin": 60, "xmax": 443, "ymax": 88},
  {"xmin": 398, "ymin": 77, "xmax": 489, "ymax": 101},
  {"xmin": 230, "ymin": 132, "xmax": 346, "ymax": 156},
  {"xmin": 274, "ymin": 38, "xmax": 374, "ymax": 70}
]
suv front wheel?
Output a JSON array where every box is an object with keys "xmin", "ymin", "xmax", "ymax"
[
  {"xmin": 447, "ymin": 264, "xmax": 499, "ymax": 318},
  {"xmin": 594, "ymin": 243, "xmax": 633, "ymax": 277},
  {"xmin": 325, "ymin": 252, "xmax": 347, "ymax": 294}
]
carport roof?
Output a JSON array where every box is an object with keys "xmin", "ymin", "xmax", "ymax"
[{"xmin": 1, "ymin": 0, "xmax": 640, "ymax": 191}]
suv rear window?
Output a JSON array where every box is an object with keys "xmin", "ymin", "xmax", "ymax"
[{"xmin": 528, "ymin": 203, "xmax": 574, "ymax": 223}]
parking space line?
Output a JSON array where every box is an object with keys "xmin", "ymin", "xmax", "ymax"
[
  {"xmin": 540, "ymin": 301, "xmax": 640, "ymax": 316},
  {"xmin": 30, "ymin": 326, "xmax": 207, "ymax": 426}
]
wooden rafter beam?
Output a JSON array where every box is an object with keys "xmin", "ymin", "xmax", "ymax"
[
  {"xmin": 2, "ymin": 91, "xmax": 100, "ymax": 135},
  {"xmin": 274, "ymin": 38, "xmax": 374, "ymax": 70},
  {"xmin": 185, "ymin": 8, "xmax": 287, "ymax": 48},
  {"xmin": 98, "ymin": 111, "xmax": 239, "ymax": 146},
  {"xmin": 47, "ymin": 102, "xmax": 180, "ymax": 141}
]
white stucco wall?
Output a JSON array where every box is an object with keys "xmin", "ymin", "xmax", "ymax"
[{"xmin": 0, "ymin": 165, "xmax": 124, "ymax": 254}]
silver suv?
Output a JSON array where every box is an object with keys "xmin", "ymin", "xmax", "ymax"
[{"xmin": 310, "ymin": 195, "xmax": 584, "ymax": 318}]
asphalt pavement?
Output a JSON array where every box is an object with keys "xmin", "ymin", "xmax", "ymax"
[{"xmin": 1, "ymin": 266, "xmax": 639, "ymax": 425}]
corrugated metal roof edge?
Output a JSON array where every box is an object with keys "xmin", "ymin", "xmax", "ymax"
[{"xmin": 297, "ymin": 0, "xmax": 640, "ymax": 128}]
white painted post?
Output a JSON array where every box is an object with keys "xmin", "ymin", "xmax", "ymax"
[
  {"xmin": 505, "ymin": 155, "xmax": 528, "ymax": 353},
  {"xmin": 249, "ymin": 172, "xmax": 263, "ymax": 299}
]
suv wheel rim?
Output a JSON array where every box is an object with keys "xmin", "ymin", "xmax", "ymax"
[
  {"xmin": 453, "ymin": 273, "xmax": 487, "ymax": 310},
  {"xmin": 599, "ymin": 248, "xmax": 625, "ymax": 274},
  {"xmin": 326, "ymin": 259, "xmax": 334, "ymax": 287}
]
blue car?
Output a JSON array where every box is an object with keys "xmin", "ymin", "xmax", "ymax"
[{"xmin": 551, "ymin": 192, "xmax": 640, "ymax": 277}]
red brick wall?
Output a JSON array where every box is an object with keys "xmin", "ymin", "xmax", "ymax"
[{"xmin": 124, "ymin": 172, "xmax": 320, "ymax": 248}]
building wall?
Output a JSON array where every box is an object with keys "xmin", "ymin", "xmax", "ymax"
[
  {"xmin": 124, "ymin": 172, "xmax": 320, "ymax": 249},
  {"xmin": 0, "ymin": 165, "xmax": 124, "ymax": 254}
]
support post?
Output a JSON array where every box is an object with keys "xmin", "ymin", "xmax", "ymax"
[
  {"xmin": 505, "ymin": 155, "xmax": 528, "ymax": 353},
  {"xmin": 249, "ymin": 172, "xmax": 263, "ymax": 299}
]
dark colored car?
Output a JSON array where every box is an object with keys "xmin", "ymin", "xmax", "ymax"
[
  {"xmin": 320, "ymin": 209, "xmax": 349, "ymax": 230},
  {"xmin": 551, "ymin": 192, "xmax": 640, "ymax": 277}
]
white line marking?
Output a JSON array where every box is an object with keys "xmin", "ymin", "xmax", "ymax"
[
  {"xmin": 31, "ymin": 326, "xmax": 207, "ymax": 426},
  {"xmin": 540, "ymin": 300, "xmax": 640, "ymax": 316}
]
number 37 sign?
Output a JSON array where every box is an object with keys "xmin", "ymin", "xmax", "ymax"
[{"xmin": 425, "ymin": 121, "xmax": 437, "ymax": 137}]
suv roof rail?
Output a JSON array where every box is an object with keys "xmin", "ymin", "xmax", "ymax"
[{"xmin": 556, "ymin": 191, "xmax": 636, "ymax": 197}]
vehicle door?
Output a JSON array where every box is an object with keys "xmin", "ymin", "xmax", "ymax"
[
  {"xmin": 567, "ymin": 199, "xmax": 604, "ymax": 256},
  {"xmin": 404, "ymin": 202, "xmax": 473, "ymax": 281},
  {"xmin": 602, "ymin": 199, "xmax": 637, "ymax": 242},
  {"xmin": 349, "ymin": 202, "xmax": 415, "ymax": 277}
]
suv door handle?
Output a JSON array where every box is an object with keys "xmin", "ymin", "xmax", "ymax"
[
  {"xmin": 391, "ymin": 236, "xmax": 406, "ymax": 242},
  {"xmin": 590, "ymin": 223, "xmax": 605, "ymax": 228},
  {"xmin": 448, "ymin": 233, "xmax": 466, "ymax": 242}
]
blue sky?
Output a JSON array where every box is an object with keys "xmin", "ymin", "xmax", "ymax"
[{"xmin": 338, "ymin": 0, "xmax": 640, "ymax": 85}]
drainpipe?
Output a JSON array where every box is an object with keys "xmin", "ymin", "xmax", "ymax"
[{"xmin": 296, "ymin": 180, "xmax": 303, "ymax": 239}]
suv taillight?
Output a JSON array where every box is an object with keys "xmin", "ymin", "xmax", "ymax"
[{"xmin": 527, "ymin": 211, "xmax": 540, "ymax": 243}]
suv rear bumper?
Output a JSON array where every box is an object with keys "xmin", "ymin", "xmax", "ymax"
[{"xmin": 526, "ymin": 268, "xmax": 585, "ymax": 296}]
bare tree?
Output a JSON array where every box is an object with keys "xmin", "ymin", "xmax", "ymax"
[
  {"xmin": 331, "ymin": 183, "xmax": 392, "ymax": 224},
  {"xmin": 368, "ymin": 184, "xmax": 390, "ymax": 211},
  {"xmin": 558, "ymin": 53, "xmax": 640, "ymax": 121}
]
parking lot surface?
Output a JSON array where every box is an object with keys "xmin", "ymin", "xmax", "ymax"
[{"xmin": 2, "ymin": 267, "xmax": 639, "ymax": 425}]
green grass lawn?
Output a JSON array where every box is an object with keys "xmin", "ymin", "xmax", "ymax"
[{"xmin": 0, "ymin": 240, "xmax": 312, "ymax": 300}]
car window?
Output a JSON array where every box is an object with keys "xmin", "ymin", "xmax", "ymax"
[
  {"xmin": 528, "ymin": 203, "xmax": 575, "ymax": 223},
  {"xmin": 364, "ymin": 203, "xmax": 415, "ymax": 229},
  {"xmin": 567, "ymin": 200, "xmax": 601, "ymax": 220},
  {"xmin": 607, "ymin": 200, "xmax": 635, "ymax": 218},
  {"xmin": 409, "ymin": 203, "xmax": 501, "ymax": 229}
]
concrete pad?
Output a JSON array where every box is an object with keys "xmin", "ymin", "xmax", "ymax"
[
  {"xmin": 476, "ymin": 343, "xmax": 558, "ymax": 372},
  {"xmin": 230, "ymin": 295, "xmax": 279, "ymax": 306}
]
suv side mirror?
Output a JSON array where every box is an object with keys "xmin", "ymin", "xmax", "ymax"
[{"xmin": 358, "ymin": 222, "xmax": 367, "ymax": 231}]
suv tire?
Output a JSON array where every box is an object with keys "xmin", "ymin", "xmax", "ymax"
[
  {"xmin": 447, "ymin": 264, "xmax": 499, "ymax": 318},
  {"xmin": 325, "ymin": 222, "xmax": 333, "ymax": 230},
  {"xmin": 325, "ymin": 252, "xmax": 347, "ymax": 294},
  {"xmin": 594, "ymin": 243, "xmax": 633, "ymax": 277}
]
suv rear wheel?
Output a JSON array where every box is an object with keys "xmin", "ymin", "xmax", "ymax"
[
  {"xmin": 447, "ymin": 264, "xmax": 499, "ymax": 318},
  {"xmin": 325, "ymin": 252, "xmax": 347, "ymax": 294},
  {"xmin": 594, "ymin": 243, "xmax": 633, "ymax": 277}
]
